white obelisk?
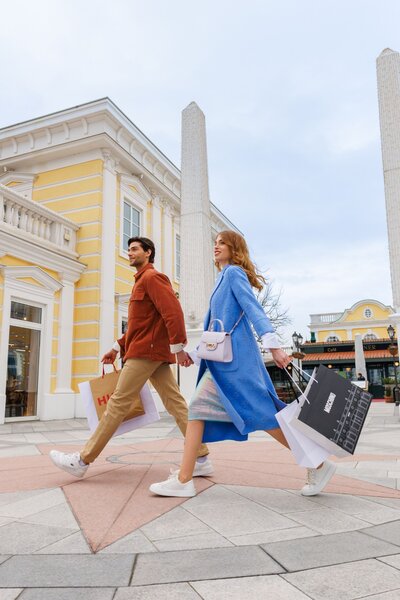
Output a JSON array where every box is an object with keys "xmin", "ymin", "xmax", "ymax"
[
  {"xmin": 377, "ymin": 48, "xmax": 400, "ymax": 353},
  {"xmin": 179, "ymin": 102, "xmax": 215, "ymax": 399}
]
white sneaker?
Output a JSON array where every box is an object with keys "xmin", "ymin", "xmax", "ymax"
[
  {"xmin": 301, "ymin": 460, "xmax": 337, "ymax": 496},
  {"xmin": 193, "ymin": 456, "xmax": 214, "ymax": 477},
  {"xmin": 49, "ymin": 450, "xmax": 89, "ymax": 478},
  {"xmin": 149, "ymin": 471, "xmax": 196, "ymax": 497}
]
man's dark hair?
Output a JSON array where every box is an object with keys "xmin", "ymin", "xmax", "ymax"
[{"xmin": 128, "ymin": 237, "xmax": 156, "ymax": 263}]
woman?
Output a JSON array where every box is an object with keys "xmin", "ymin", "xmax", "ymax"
[{"xmin": 150, "ymin": 231, "xmax": 336, "ymax": 497}]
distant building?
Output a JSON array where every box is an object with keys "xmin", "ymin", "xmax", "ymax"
[
  {"xmin": 308, "ymin": 299, "xmax": 394, "ymax": 343},
  {"xmin": 303, "ymin": 300, "xmax": 396, "ymax": 397}
]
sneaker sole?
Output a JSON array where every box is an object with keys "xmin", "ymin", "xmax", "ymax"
[
  {"xmin": 149, "ymin": 484, "xmax": 196, "ymax": 498},
  {"xmin": 301, "ymin": 462, "xmax": 337, "ymax": 496}
]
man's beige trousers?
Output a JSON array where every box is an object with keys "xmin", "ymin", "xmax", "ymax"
[{"xmin": 81, "ymin": 358, "xmax": 209, "ymax": 463}]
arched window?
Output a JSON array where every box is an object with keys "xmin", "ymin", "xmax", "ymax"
[
  {"xmin": 364, "ymin": 308, "xmax": 373, "ymax": 319},
  {"xmin": 327, "ymin": 336, "xmax": 339, "ymax": 343}
]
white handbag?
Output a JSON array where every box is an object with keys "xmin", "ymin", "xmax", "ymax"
[{"xmin": 197, "ymin": 313, "xmax": 244, "ymax": 362}]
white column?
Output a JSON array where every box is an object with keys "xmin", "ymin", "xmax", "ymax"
[
  {"xmin": 99, "ymin": 151, "xmax": 117, "ymax": 358},
  {"xmin": 377, "ymin": 48, "xmax": 400, "ymax": 312},
  {"xmin": 178, "ymin": 102, "xmax": 215, "ymax": 400},
  {"xmin": 354, "ymin": 334, "xmax": 367, "ymax": 380},
  {"xmin": 180, "ymin": 102, "xmax": 215, "ymax": 328},
  {"xmin": 55, "ymin": 277, "xmax": 75, "ymax": 392}
]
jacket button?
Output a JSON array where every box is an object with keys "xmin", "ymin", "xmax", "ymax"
[{"xmin": 150, "ymin": 344, "xmax": 153, "ymax": 348}]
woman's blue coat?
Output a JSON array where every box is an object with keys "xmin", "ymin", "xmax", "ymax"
[{"xmin": 198, "ymin": 265, "xmax": 286, "ymax": 443}]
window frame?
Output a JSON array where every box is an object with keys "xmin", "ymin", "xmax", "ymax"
[{"xmin": 118, "ymin": 177, "xmax": 149, "ymax": 260}]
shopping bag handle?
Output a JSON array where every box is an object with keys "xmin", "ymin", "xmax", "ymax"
[
  {"xmin": 101, "ymin": 363, "xmax": 118, "ymax": 378},
  {"xmin": 284, "ymin": 367, "xmax": 310, "ymax": 404},
  {"xmin": 291, "ymin": 363, "xmax": 318, "ymax": 384}
]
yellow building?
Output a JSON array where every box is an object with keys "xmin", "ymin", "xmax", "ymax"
[
  {"xmin": 0, "ymin": 99, "xmax": 235, "ymax": 423},
  {"xmin": 309, "ymin": 300, "xmax": 394, "ymax": 343}
]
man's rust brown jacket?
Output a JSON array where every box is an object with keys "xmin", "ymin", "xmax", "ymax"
[{"xmin": 117, "ymin": 263, "xmax": 187, "ymax": 363}]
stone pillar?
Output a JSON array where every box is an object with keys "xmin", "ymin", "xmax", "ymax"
[
  {"xmin": 179, "ymin": 102, "xmax": 216, "ymax": 400},
  {"xmin": 180, "ymin": 102, "xmax": 215, "ymax": 328},
  {"xmin": 377, "ymin": 48, "xmax": 400, "ymax": 354},
  {"xmin": 354, "ymin": 334, "xmax": 367, "ymax": 381}
]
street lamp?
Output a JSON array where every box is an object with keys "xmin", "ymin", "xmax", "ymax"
[
  {"xmin": 292, "ymin": 331, "xmax": 305, "ymax": 388},
  {"xmin": 292, "ymin": 331, "xmax": 305, "ymax": 360},
  {"xmin": 387, "ymin": 325, "xmax": 400, "ymax": 407}
]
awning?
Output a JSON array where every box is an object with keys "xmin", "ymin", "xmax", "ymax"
[{"xmin": 302, "ymin": 349, "xmax": 396, "ymax": 362}]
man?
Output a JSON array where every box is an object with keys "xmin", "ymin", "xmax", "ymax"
[{"xmin": 50, "ymin": 236, "xmax": 212, "ymax": 477}]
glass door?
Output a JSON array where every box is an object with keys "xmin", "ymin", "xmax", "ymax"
[{"xmin": 6, "ymin": 301, "xmax": 42, "ymax": 419}]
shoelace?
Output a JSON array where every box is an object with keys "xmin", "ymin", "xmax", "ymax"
[{"xmin": 306, "ymin": 468, "xmax": 317, "ymax": 485}]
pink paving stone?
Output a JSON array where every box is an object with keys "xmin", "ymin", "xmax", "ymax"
[{"xmin": 1, "ymin": 440, "xmax": 400, "ymax": 552}]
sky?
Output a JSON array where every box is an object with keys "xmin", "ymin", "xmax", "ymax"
[{"xmin": 0, "ymin": 0, "xmax": 396, "ymax": 345}]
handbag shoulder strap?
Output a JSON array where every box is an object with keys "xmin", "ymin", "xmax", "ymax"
[{"xmin": 228, "ymin": 311, "xmax": 244, "ymax": 335}]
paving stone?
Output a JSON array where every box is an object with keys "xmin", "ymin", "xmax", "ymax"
[
  {"xmin": 286, "ymin": 506, "xmax": 370, "ymax": 534},
  {"xmin": 0, "ymin": 555, "xmax": 135, "ymax": 587},
  {"xmin": 0, "ymin": 489, "xmax": 51, "ymax": 508},
  {"xmin": 0, "ymin": 489, "xmax": 65, "ymax": 519},
  {"xmin": 224, "ymin": 486, "xmax": 318, "ymax": 513},
  {"xmin": 0, "ymin": 556, "xmax": 11, "ymax": 565},
  {"xmin": 229, "ymin": 526, "xmax": 317, "ymax": 546},
  {"xmin": 356, "ymin": 590, "xmax": 400, "ymax": 599},
  {"xmin": 100, "ymin": 530, "xmax": 157, "ymax": 554},
  {"xmin": 184, "ymin": 485, "xmax": 249, "ymax": 508},
  {"xmin": 115, "ymin": 583, "xmax": 201, "ymax": 599},
  {"xmin": 0, "ymin": 522, "xmax": 76, "ymax": 554},
  {"xmin": 22, "ymin": 502, "xmax": 80, "ymax": 530},
  {"xmin": 191, "ymin": 574, "xmax": 310, "ymax": 599},
  {"xmin": 363, "ymin": 521, "xmax": 400, "ymax": 546},
  {"xmin": 379, "ymin": 554, "xmax": 400, "ymax": 570},
  {"xmin": 35, "ymin": 532, "xmax": 92, "ymax": 554},
  {"xmin": 153, "ymin": 531, "xmax": 233, "ymax": 552},
  {"xmin": 140, "ymin": 506, "xmax": 212, "ymax": 541},
  {"xmin": 0, "ymin": 446, "xmax": 40, "ymax": 458},
  {"xmin": 304, "ymin": 493, "xmax": 400, "ymax": 525},
  {"xmin": 263, "ymin": 530, "xmax": 399, "ymax": 571},
  {"xmin": 362, "ymin": 497, "xmax": 400, "ymax": 510},
  {"xmin": 0, "ymin": 589, "xmax": 22, "ymax": 600},
  {"xmin": 282, "ymin": 558, "xmax": 400, "ymax": 600},
  {"xmin": 131, "ymin": 546, "xmax": 283, "ymax": 585},
  {"xmin": 19, "ymin": 589, "xmax": 115, "ymax": 600},
  {"xmin": 184, "ymin": 498, "xmax": 297, "ymax": 537}
]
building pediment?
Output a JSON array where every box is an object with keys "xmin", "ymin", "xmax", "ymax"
[{"xmin": 0, "ymin": 265, "xmax": 63, "ymax": 293}]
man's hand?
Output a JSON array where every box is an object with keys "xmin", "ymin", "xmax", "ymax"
[
  {"xmin": 271, "ymin": 348, "xmax": 292, "ymax": 369},
  {"xmin": 176, "ymin": 350, "xmax": 193, "ymax": 367},
  {"xmin": 101, "ymin": 349, "xmax": 118, "ymax": 364}
]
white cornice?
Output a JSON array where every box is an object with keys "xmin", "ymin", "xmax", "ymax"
[
  {"xmin": 0, "ymin": 99, "xmax": 238, "ymax": 234},
  {"xmin": 0, "ymin": 229, "xmax": 86, "ymax": 282}
]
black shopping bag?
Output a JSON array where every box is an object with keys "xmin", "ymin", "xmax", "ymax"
[{"xmin": 291, "ymin": 365, "xmax": 373, "ymax": 457}]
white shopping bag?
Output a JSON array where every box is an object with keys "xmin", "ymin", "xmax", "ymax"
[
  {"xmin": 79, "ymin": 377, "xmax": 160, "ymax": 437},
  {"xmin": 276, "ymin": 393, "xmax": 331, "ymax": 468}
]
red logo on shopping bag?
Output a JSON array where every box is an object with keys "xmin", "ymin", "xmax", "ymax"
[{"xmin": 97, "ymin": 394, "xmax": 110, "ymax": 406}]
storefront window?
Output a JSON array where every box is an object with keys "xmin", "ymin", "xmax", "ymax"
[{"xmin": 6, "ymin": 326, "xmax": 41, "ymax": 418}]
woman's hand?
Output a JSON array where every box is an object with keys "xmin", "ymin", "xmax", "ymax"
[{"xmin": 270, "ymin": 348, "xmax": 292, "ymax": 369}]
